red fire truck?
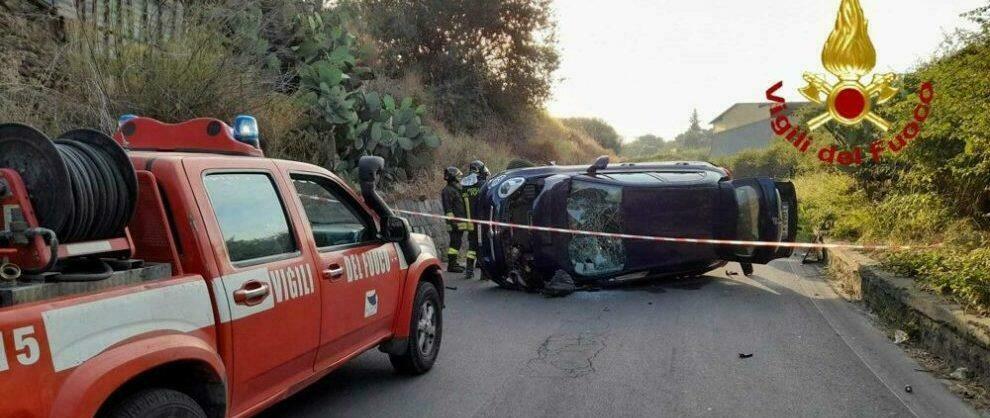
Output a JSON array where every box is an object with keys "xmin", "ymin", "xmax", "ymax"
[{"xmin": 0, "ymin": 116, "xmax": 444, "ymax": 417}]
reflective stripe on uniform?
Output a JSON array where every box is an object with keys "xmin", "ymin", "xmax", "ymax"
[
  {"xmin": 466, "ymin": 250, "xmax": 476, "ymax": 260},
  {"xmin": 447, "ymin": 248, "xmax": 460, "ymax": 255}
]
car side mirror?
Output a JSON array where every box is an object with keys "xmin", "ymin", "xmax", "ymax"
[
  {"xmin": 587, "ymin": 155, "xmax": 609, "ymax": 175},
  {"xmin": 382, "ymin": 216, "xmax": 411, "ymax": 243}
]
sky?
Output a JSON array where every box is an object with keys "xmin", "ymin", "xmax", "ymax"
[{"xmin": 547, "ymin": 0, "xmax": 985, "ymax": 142}]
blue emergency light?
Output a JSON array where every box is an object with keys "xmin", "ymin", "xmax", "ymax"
[
  {"xmin": 118, "ymin": 114, "xmax": 138, "ymax": 125},
  {"xmin": 232, "ymin": 115, "xmax": 260, "ymax": 148}
]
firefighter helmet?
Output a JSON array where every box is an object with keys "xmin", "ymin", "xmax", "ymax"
[
  {"xmin": 443, "ymin": 166, "xmax": 462, "ymax": 183},
  {"xmin": 468, "ymin": 160, "xmax": 490, "ymax": 181}
]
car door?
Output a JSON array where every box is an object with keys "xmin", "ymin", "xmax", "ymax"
[
  {"xmin": 715, "ymin": 177, "xmax": 799, "ymax": 264},
  {"xmin": 283, "ymin": 169, "xmax": 405, "ymax": 371},
  {"xmin": 188, "ymin": 160, "xmax": 321, "ymax": 415}
]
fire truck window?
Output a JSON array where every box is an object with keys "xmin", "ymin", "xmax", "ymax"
[
  {"xmin": 291, "ymin": 175, "xmax": 373, "ymax": 248},
  {"xmin": 204, "ymin": 173, "xmax": 297, "ymax": 263}
]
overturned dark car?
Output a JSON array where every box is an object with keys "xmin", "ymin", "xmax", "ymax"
[{"xmin": 476, "ymin": 157, "xmax": 798, "ymax": 291}]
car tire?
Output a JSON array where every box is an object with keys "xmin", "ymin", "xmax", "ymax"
[
  {"xmin": 104, "ymin": 388, "xmax": 206, "ymax": 418},
  {"xmin": 390, "ymin": 281, "xmax": 442, "ymax": 375}
]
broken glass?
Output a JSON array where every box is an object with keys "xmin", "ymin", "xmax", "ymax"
[{"xmin": 566, "ymin": 180, "xmax": 625, "ymax": 276}]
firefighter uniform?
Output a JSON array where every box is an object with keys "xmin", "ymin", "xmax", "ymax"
[
  {"xmin": 461, "ymin": 160, "xmax": 490, "ymax": 279},
  {"xmin": 441, "ymin": 167, "xmax": 469, "ymax": 272}
]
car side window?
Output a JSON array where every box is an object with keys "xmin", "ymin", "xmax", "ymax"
[
  {"xmin": 291, "ymin": 174, "xmax": 374, "ymax": 249},
  {"xmin": 204, "ymin": 173, "xmax": 298, "ymax": 263}
]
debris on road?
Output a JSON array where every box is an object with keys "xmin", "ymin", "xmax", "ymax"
[
  {"xmin": 726, "ymin": 270, "xmax": 739, "ymax": 276},
  {"xmin": 445, "ymin": 286, "xmax": 458, "ymax": 290},
  {"xmin": 542, "ymin": 270, "xmax": 577, "ymax": 298},
  {"xmin": 905, "ymin": 385, "xmax": 913, "ymax": 393},
  {"xmin": 950, "ymin": 367, "xmax": 973, "ymax": 380},
  {"xmin": 738, "ymin": 353, "xmax": 753, "ymax": 359},
  {"xmin": 894, "ymin": 330, "xmax": 909, "ymax": 344}
]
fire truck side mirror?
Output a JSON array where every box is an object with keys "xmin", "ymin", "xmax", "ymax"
[{"xmin": 382, "ymin": 216, "xmax": 411, "ymax": 243}]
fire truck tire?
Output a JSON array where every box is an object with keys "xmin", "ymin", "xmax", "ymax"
[
  {"xmin": 390, "ymin": 281, "xmax": 442, "ymax": 375},
  {"xmin": 105, "ymin": 388, "xmax": 206, "ymax": 418}
]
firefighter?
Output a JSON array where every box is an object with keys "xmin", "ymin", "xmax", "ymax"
[
  {"xmin": 441, "ymin": 166, "xmax": 469, "ymax": 273},
  {"xmin": 461, "ymin": 160, "xmax": 490, "ymax": 279}
]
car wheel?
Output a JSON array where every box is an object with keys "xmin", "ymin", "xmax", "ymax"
[
  {"xmin": 390, "ymin": 281, "xmax": 442, "ymax": 375},
  {"xmin": 104, "ymin": 388, "xmax": 206, "ymax": 418}
]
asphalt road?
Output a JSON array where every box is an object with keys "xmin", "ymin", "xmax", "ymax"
[{"xmin": 261, "ymin": 257, "xmax": 978, "ymax": 417}]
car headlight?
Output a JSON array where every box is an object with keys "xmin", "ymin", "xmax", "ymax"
[{"xmin": 497, "ymin": 177, "xmax": 526, "ymax": 198}]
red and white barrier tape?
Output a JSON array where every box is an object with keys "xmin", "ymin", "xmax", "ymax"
[
  {"xmin": 294, "ymin": 193, "xmax": 934, "ymax": 251},
  {"xmin": 392, "ymin": 209, "xmax": 939, "ymax": 251}
]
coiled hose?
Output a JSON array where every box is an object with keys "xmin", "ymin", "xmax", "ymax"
[{"xmin": 53, "ymin": 139, "xmax": 131, "ymax": 242}]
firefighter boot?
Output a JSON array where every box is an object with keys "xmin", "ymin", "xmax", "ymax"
[
  {"xmin": 464, "ymin": 261, "xmax": 475, "ymax": 279},
  {"xmin": 447, "ymin": 254, "xmax": 465, "ymax": 273}
]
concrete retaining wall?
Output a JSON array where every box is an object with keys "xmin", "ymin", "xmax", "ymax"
[
  {"xmin": 826, "ymin": 246, "xmax": 990, "ymax": 386},
  {"xmin": 390, "ymin": 198, "xmax": 449, "ymax": 254}
]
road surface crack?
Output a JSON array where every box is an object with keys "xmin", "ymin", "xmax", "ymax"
[{"xmin": 524, "ymin": 331, "xmax": 608, "ymax": 378}]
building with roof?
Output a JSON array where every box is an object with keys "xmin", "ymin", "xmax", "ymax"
[{"xmin": 709, "ymin": 102, "xmax": 809, "ymax": 157}]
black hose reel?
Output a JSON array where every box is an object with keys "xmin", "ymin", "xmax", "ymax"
[
  {"xmin": 0, "ymin": 124, "xmax": 137, "ymax": 242},
  {"xmin": 0, "ymin": 123, "xmax": 137, "ymax": 279}
]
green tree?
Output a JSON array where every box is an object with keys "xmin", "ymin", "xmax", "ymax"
[
  {"xmin": 353, "ymin": 0, "xmax": 560, "ymax": 132},
  {"xmin": 560, "ymin": 117, "xmax": 622, "ymax": 153},
  {"xmin": 292, "ymin": 10, "xmax": 440, "ymax": 181},
  {"xmin": 621, "ymin": 134, "xmax": 664, "ymax": 157},
  {"xmin": 673, "ymin": 109, "xmax": 712, "ymax": 149}
]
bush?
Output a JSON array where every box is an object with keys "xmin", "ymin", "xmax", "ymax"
[
  {"xmin": 713, "ymin": 141, "xmax": 809, "ymax": 179},
  {"xmin": 0, "ymin": 5, "xmax": 294, "ymax": 139},
  {"xmin": 882, "ymin": 247, "xmax": 990, "ymax": 315},
  {"xmin": 621, "ymin": 134, "xmax": 665, "ymax": 157},
  {"xmin": 858, "ymin": 193, "xmax": 954, "ymax": 244},
  {"xmin": 791, "ymin": 172, "xmax": 872, "ymax": 241},
  {"xmin": 560, "ymin": 117, "xmax": 622, "ymax": 153},
  {"xmin": 62, "ymin": 21, "xmax": 282, "ymax": 133}
]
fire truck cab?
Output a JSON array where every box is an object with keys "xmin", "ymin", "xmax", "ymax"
[{"xmin": 0, "ymin": 116, "xmax": 443, "ymax": 417}]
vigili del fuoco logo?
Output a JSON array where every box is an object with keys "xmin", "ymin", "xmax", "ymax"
[{"xmin": 766, "ymin": 0, "xmax": 934, "ymax": 165}]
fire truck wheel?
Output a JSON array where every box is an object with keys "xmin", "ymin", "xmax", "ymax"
[
  {"xmin": 105, "ymin": 388, "xmax": 206, "ymax": 418},
  {"xmin": 390, "ymin": 281, "xmax": 442, "ymax": 375}
]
